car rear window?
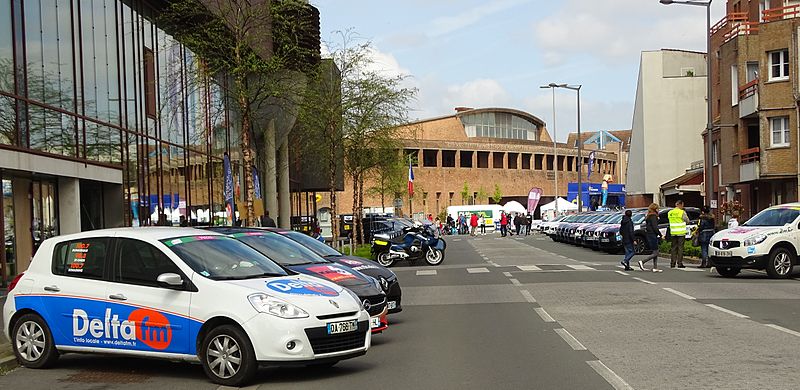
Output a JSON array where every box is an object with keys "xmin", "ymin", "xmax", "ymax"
[{"xmin": 52, "ymin": 238, "xmax": 110, "ymax": 280}]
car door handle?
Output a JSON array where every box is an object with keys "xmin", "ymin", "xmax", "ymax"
[
  {"xmin": 108, "ymin": 293, "xmax": 127, "ymax": 301},
  {"xmin": 43, "ymin": 285, "xmax": 60, "ymax": 292}
]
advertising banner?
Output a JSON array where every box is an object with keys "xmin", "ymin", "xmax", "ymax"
[
  {"xmin": 587, "ymin": 151, "xmax": 596, "ymax": 180},
  {"xmin": 527, "ymin": 187, "xmax": 543, "ymax": 213}
]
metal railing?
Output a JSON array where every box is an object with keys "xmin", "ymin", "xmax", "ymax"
[
  {"xmin": 763, "ymin": 4, "xmax": 800, "ymax": 22},
  {"xmin": 723, "ymin": 21, "xmax": 759, "ymax": 42},
  {"xmin": 710, "ymin": 12, "xmax": 748, "ymax": 36},
  {"xmin": 740, "ymin": 147, "xmax": 760, "ymax": 164},
  {"xmin": 739, "ymin": 79, "xmax": 759, "ymax": 100}
]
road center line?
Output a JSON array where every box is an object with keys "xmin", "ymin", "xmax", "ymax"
[
  {"xmin": 519, "ymin": 290, "xmax": 536, "ymax": 303},
  {"xmin": 555, "ymin": 328, "xmax": 587, "ymax": 351},
  {"xmin": 632, "ymin": 277, "xmax": 656, "ymax": 285},
  {"xmin": 534, "ymin": 307, "xmax": 556, "ymax": 323},
  {"xmin": 765, "ymin": 324, "xmax": 800, "ymax": 337},
  {"xmin": 662, "ymin": 287, "xmax": 695, "ymax": 300},
  {"xmin": 587, "ymin": 360, "xmax": 634, "ymax": 390},
  {"xmin": 509, "ymin": 278, "xmax": 522, "ymax": 286},
  {"xmin": 705, "ymin": 304, "xmax": 749, "ymax": 319},
  {"xmin": 615, "ymin": 270, "xmax": 630, "ymax": 276}
]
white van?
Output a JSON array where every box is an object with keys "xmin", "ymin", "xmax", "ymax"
[{"xmin": 446, "ymin": 205, "xmax": 506, "ymax": 231}]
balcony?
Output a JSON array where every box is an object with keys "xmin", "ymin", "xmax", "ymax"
[
  {"xmin": 710, "ymin": 12, "xmax": 748, "ymax": 37},
  {"xmin": 739, "ymin": 147, "xmax": 760, "ymax": 182},
  {"xmin": 739, "ymin": 79, "xmax": 759, "ymax": 119},
  {"xmin": 763, "ymin": 3, "xmax": 800, "ymax": 22}
]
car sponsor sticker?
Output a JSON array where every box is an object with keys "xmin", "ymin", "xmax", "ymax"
[
  {"xmin": 339, "ymin": 259, "xmax": 363, "ymax": 266},
  {"xmin": 67, "ymin": 242, "xmax": 91, "ymax": 273},
  {"xmin": 162, "ymin": 235, "xmax": 225, "ymax": 246},
  {"xmin": 266, "ymin": 279, "xmax": 339, "ymax": 296},
  {"xmin": 747, "ymin": 246, "xmax": 756, "ymax": 254},
  {"xmin": 307, "ymin": 265, "xmax": 358, "ymax": 282}
]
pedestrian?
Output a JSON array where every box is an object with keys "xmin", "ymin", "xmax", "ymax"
[
  {"xmin": 459, "ymin": 214, "xmax": 467, "ymax": 235},
  {"xmin": 470, "ymin": 213, "xmax": 479, "ymax": 236},
  {"xmin": 514, "ymin": 214, "xmax": 523, "ymax": 236},
  {"xmin": 638, "ymin": 203, "xmax": 663, "ymax": 272},
  {"xmin": 697, "ymin": 205, "xmax": 715, "ymax": 268},
  {"xmin": 261, "ymin": 211, "xmax": 277, "ymax": 228},
  {"xmin": 526, "ymin": 213, "xmax": 533, "ymax": 236},
  {"xmin": 427, "ymin": 213, "xmax": 434, "ymax": 222},
  {"xmin": 667, "ymin": 200, "xmax": 690, "ymax": 268},
  {"xmin": 479, "ymin": 214, "xmax": 486, "ymax": 235},
  {"xmin": 508, "ymin": 213, "xmax": 515, "ymax": 236},
  {"xmin": 619, "ymin": 209, "xmax": 635, "ymax": 271},
  {"xmin": 500, "ymin": 212, "xmax": 508, "ymax": 237}
]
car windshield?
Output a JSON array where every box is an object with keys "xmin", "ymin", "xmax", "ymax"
[
  {"xmin": 283, "ymin": 231, "xmax": 341, "ymax": 257},
  {"xmin": 231, "ymin": 232, "xmax": 329, "ymax": 265},
  {"xmin": 162, "ymin": 235, "xmax": 289, "ymax": 280},
  {"xmin": 632, "ymin": 213, "xmax": 646, "ymax": 223},
  {"xmin": 743, "ymin": 207, "xmax": 800, "ymax": 227},
  {"xmin": 608, "ymin": 214, "xmax": 623, "ymax": 224}
]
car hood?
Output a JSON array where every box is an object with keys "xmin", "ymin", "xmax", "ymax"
[
  {"xmin": 288, "ymin": 263, "xmax": 383, "ymax": 298},
  {"xmin": 599, "ymin": 224, "xmax": 621, "ymax": 233},
  {"xmin": 712, "ymin": 226, "xmax": 785, "ymax": 242},
  {"xmin": 225, "ymin": 273, "xmax": 361, "ymax": 313},
  {"xmin": 328, "ymin": 255, "xmax": 395, "ymax": 280}
]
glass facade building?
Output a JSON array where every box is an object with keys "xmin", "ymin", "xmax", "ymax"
[{"xmin": 0, "ymin": 0, "xmax": 252, "ymax": 284}]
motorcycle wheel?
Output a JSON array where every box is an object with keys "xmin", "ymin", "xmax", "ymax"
[
  {"xmin": 377, "ymin": 252, "xmax": 395, "ymax": 267},
  {"xmin": 425, "ymin": 248, "xmax": 444, "ymax": 266}
]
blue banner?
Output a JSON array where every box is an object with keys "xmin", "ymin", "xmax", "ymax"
[{"xmin": 587, "ymin": 151, "xmax": 596, "ymax": 180}]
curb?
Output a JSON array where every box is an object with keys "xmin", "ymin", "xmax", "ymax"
[{"xmin": 0, "ymin": 344, "xmax": 18, "ymax": 374}]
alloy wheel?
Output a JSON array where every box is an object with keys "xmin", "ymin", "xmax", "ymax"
[
  {"xmin": 773, "ymin": 252, "xmax": 792, "ymax": 276},
  {"xmin": 15, "ymin": 321, "xmax": 45, "ymax": 362},
  {"xmin": 207, "ymin": 335, "xmax": 242, "ymax": 379}
]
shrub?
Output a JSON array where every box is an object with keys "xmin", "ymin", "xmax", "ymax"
[{"xmin": 659, "ymin": 238, "xmax": 701, "ymax": 258}]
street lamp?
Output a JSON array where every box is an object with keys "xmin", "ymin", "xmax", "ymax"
[
  {"xmin": 540, "ymin": 83, "xmax": 567, "ymax": 214},
  {"xmin": 550, "ymin": 84, "xmax": 583, "ymax": 212},
  {"xmin": 659, "ymin": 0, "xmax": 714, "ymax": 209}
]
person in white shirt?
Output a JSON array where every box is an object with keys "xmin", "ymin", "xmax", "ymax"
[{"xmin": 479, "ymin": 215, "xmax": 486, "ymax": 235}]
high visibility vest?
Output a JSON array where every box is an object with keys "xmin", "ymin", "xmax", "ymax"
[{"xmin": 668, "ymin": 208, "xmax": 687, "ymax": 236}]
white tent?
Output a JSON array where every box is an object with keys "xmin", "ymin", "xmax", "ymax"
[
  {"xmin": 503, "ymin": 200, "xmax": 527, "ymax": 214},
  {"xmin": 539, "ymin": 197, "xmax": 578, "ymax": 212}
]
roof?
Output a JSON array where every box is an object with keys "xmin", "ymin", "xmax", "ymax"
[
  {"xmin": 566, "ymin": 130, "xmax": 632, "ymax": 151},
  {"xmin": 51, "ymin": 227, "xmax": 223, "ymax": 242},
  {"xmin": 406, "ymin": 107, "xmax": 547, "ymax": 128},
  {"xmin": 660, "ymin": 169, "xmax": 704, "ymax": 190}
]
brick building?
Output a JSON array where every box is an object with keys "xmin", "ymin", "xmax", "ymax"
[
  {"xmin": 328, "ymin": 107, "xmax": 625, "ymax": 219},
  {"xmin": 707, "ymin": 0, "xmax": 800, "ymax": 220}
]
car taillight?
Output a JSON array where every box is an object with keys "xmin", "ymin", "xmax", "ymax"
[{"xmin": 8, "ymin": 273, "xmax": 24, "ymax": 293}]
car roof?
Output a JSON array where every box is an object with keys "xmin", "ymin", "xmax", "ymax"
[{"xmin": 52, "ymin": 227, "xmax": 223, "ymax": 242}]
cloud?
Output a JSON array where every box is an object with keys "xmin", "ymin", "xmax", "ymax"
[
  {"xmin": 364, "ymin": 47, "xmax": 411, "ymax": 77},
  {"xmin": 523, "ymin": 93, "xmax": 633, "ymax": 142},
  {"xmin": 429, "ymin": 0, "xmax": 532, "ymax": 37},
  {"xmin": 441, "ymin": 79, "xmax": 513, "ymax": 110}
]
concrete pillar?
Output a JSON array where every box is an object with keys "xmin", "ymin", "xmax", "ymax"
[
  {"xmin": 58, "ymin": 177, "xmax": 81, "ymax": 235},
  {"xmin": 455, "ymin": 150, "xmax": 461, "ymax": 168},
  {"xmin": 13, "ymin": 178, "xmax": 32, "ymax": 271},
  {"xmin": 278, "ymin": 135, "xmax": 291, "ymax": 229},
  {"xmin": 265, "ymin": 119, "xmax": 279, "ymax": 220},
  {"xmin": 103, "ymin": 183, "xmax": 124, "ymax": 228}
]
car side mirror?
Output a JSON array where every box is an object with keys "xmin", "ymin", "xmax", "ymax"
[{"xmin": 157, "ymin": 273, "xmax": 184, "ymax": 289}]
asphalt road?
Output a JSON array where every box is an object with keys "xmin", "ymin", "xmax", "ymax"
[{"xmin": 3, "ymin": 232, "xmax": 800, "ymax": 389}]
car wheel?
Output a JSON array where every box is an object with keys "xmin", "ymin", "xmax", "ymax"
[
  {"xmin": 633, "ymin": 236, "xmax": 646, "ymax": 255},
  {"xmin": 377, "ymin": 252, "xmax": 394, "ymax": 267},
  {"xmin": 716, "ymin": 267, "xmax": 741, "ymax": 278},
  {"xmin": 201, "ymin": 325, "xmax": 257, "ymax": 387},
  {"xmin": 766, "ymin": 247, "xmax": 794, "ymax": 279},
  {"xmin": 425, "ymin": 248, "xmax": 444, "ymax": 266},
  {"xmin": 12, "ymin": 313, "xmax": 59, "ymax": 369}
]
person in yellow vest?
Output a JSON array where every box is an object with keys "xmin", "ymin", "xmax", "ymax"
[{"xmin": 667, "ymin": 200, "xmax": 691, "ymax": 268}]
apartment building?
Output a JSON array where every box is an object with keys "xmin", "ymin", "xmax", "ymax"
[{"xmin": 707, "ymin": 0, "xmax": 800, "ymax": 219}]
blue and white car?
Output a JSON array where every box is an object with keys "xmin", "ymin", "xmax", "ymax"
[{"xmin": 3, "ymin": 228, "xmax": 370, "ymax": 386}]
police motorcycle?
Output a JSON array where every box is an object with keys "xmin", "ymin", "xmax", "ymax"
[{"xmin": 371, "ymin": 221, "xmax": 446, "ymax": 267}]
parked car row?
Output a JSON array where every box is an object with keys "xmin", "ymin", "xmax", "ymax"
[
  {"xmin": 4, "ymin": 226, "xmax": 403, "ymax": 386},
  {"xmin": 540, "ymin": 207, "xmax": 700, "ymax": 254}
]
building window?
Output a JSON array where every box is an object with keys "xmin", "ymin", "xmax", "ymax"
[
  {"xmin": 712, "ymin": 140, "xmax": 719, "ymax": 165},
  {"xmin": 460, "ymin": 151, "xmax": 473, "ymax": 168},
  {"xmin": 442, "ymin": 150, "xmax": 456, "ymax": 167},
  {"xmin": 507, "ymin": 152, "xmax": 518, "ymax": 169},
  {"xmin": 422, "ymin": 149, "xmax": 438, "ymax": 167},
  {"xmin": 534, "ymin": 154, "xmax": 543, "ymax": 170},
  {"xmin": 477, "ymin": 151, "xmax": 489, "ymax": 168},
  {"xmin": 731, "ymin": 65, "xmax": 739, "ymax": 106},
  {"xmin": 769, "ymin": 49, "xmax": 789, "ymax": 81},
  {"xmin": 144, "ymin": 48, "xmax": 157, "ymax": 118},
  {"xmin": 770, "ymin": 116, "xmax": 790, "ymax": 147},
  {"xmin": 492, "ymin": 152, "xmax": 504, "ymax": 169},
  {"xmin": 521, "ymin": 153, "xmax": 531, "ymax": 169}
]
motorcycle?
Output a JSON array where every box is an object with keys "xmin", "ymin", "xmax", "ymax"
[{"xmin": 371, "ymin": 224, "xmax": 446, "ymax": 267}]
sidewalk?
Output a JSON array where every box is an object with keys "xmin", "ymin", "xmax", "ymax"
[{"xmin": 0, "ymin": 292, "xmax": 17, "ymax": 373}]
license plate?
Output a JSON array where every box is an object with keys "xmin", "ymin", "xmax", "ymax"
[
  {"xmin": 601, "ymin": 238, "xmax": 610, "ymax": 242},
  {"xmin": 344, "ymin": 225, "xmax": 351, "ymax": 230},
  {"xmin": 327, "ymin": 320, "xmax": 358, "ymax": 335},
  {"xmin": 387, "ymin": 301, "xmax": 397, "ymax": 310},
  {"xmin": 717, "ymin": 250, "xmax": 732, "ymax": 257},
  {"xmin": 370, "ymin": 317, "xmax": 381, "ymax": 329},
  {"xmin": 375, "ymin": 240, "xmax": 387, "ymax": 245}
]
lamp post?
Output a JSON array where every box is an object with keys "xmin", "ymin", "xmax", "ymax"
[
  {"xmin": 659, "ymin": 0, "xmax": 714, "ymax": 208},
  {"xmin": 540, "ymin": 83, "xmax": 567, "ymax": 214},
  {"xmin": 551, "ymin": 84, "xmax": 583, "ymax": 212}
]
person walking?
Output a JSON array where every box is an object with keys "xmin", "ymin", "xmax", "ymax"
[
  {"xmin": 261, "ymin": 211, "xmax": 277, "ymax": 228},
  {"xmin": 697, "ymin": 206, "xmax": 715, "ymax": 268},
  {"xmin": 638, "ymin": 203, "xmax": 663, "ymax": 272},
  {"xmin": 479, "ymin": 214, "xmax": 486, "ymax": 235},
  {"xmin": 514, "ymin": 214, "xmax": 523, "ymax": 236},
  {"xmin": 619, "ymin": 209, "xmax": 635, "ymax": 271},
  {"xmin": 526, "ymin": 213, "xmax": 533, "ymax": 236},
  {"xmin": 469, "ymin": 213, "xmax": 479, "ymax": 236},
  {"xmin": 667, "ymin": 200, "xmax": 690, "ymax": 268},
  {"xmin": 500, "ymin": 212, "xmax": 508, "ymax": 237}
]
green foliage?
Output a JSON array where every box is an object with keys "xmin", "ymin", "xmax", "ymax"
[
  {"xmin": 492, "ymin": 184, "xmax": 503, "ymax": 204},
  {"xmin": 659, "ymin": 239, "xmax": 702, "ymax": 258},
  {"xmin": 476, "ymin": 187, "xmax": 488, "ymax": 204},
  {"xmin": 460, "ymin": 182, "xmax": 470, "ymax": 205},
  {"xmin": 353, "ymin": 244, "xmax": 373, "ymax": 259}
]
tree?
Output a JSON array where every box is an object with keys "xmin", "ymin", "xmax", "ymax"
[
  {"xmin": 476, "ymin": 186, "xmax": 488, "ymax": 205},
  {"xmin": 460, "ymin": 181, "xmax": 470, "ymax": 205},
  {"xmin": 160, "ymin": 0, "xmax": 316, "ymax": 226},
  {"xmin": 492, "ymin": 184, "xmax": 503, "ymax": 204},
  {"xmin": 368, "ymin": 151, "xmax": 407, "ymax": 211}
]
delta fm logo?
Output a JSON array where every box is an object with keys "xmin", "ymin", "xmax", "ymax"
[
  {"xmin": 307, "ymin": 265, "xmax": 358, "ymax": 282},
  {"xmin": 267, "ymin": 279, "xmax": 340, "ymax": 296},
  {"xmin": 72, "ymin": 308, "xmax": 172, "ymax": 350}
]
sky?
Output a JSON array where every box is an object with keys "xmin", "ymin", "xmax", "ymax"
[{"xmin": 311, "ymin": 0, "xmax": 726, "ymax": 142}]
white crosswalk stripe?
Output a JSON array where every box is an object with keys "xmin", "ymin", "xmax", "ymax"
[
  {"xmin": 416, "ymin": 270, "xmax": 437, "ymax": 276},
  {"xmin": 566, "ymin": 264, "xmax": 596, "ymax": 270},
  {"xmin": 467, "ymin": 267, "xmax": 490, "ymax": 273},
  {"xmin": 517, "ymin": 265, "xmax": 542, "ymax": 271}
]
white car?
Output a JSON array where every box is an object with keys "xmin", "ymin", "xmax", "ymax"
[
  {"xmin": 3, "ymin": 228, "xmax": 370, "ymax": 386},
  {"xmin": 709, "ymin": 203, "xmax": 800, "ymax": 278}
]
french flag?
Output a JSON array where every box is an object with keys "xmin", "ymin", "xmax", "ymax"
[{"xmin": 408, "ymin": 160, "xmax": 414, "ymax": 197}]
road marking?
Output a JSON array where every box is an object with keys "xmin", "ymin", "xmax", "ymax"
[
  {"xmin": 662, "ymin": 287, "xmax": 695, "ymax": 300},
  {"xmin": 587, "ymin": 360, "xmax": 634, "ymax": 390},
  {"xmin": 632, "ymin": 277, "xmax": 656, "ymax": 285},
  {"xmin": 555, "ymin": 328, "xmax": 587, "ymax": 350},
  {"xmin": 509, "ymin": 278, "xmax": 522, "ymax": 286},
  {"xmin": 680, "ymin": 267, "xmax": 706, "ymax": 272},
  {"xmin": 566, "ymin": 264, "xmax": 595, "ymax": 270},
  {"xmin": 519, "ymin": 290, "xmax": 536, "ymax": 303},
  {"xmin": 467, "ymin": 267, "xmax": 490, "ymax": 273},
  {"xmin": 517, "ymin": 265, "xmax": 542, "ymax": 271},
  {"xmin": 705, "ymin": 304, "xmax": 749, "ymax": 319},
  {"xmin": 765, "ymin": 324, "xmax": 800, "ymax": 337},
  {"xmin": 503, "ymin": 272, "xmax": 513, "ymax": 277},
  {"xmin": 416, "ymin": 270, "xmax": 437, "ymax": 276},
  {"xmin": 615, "ymin": 271, "xmax": 630, "ymax": 276},
  {"xmin": 514, "ymin": 237, "xmax": 524, "ymax": 240},
  {"xmin": 452, "ymin": 238, "xmax": 462, "ymax": 242},
  {"xmin": 534, "ymin": 307, "xmax": 556, "ymax": 323}
]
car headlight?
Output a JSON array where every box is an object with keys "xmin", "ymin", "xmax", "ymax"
[
  {"xmin": 248, "ymin": 293, "xmax": 309, "ymax": 319},
  {"xmin": 343, "ymin": 288, "xmax": 364, "ymax": 311},
  {"xmin": 743, "ymin": 234, "xmax": 768, "ymax": 247}
]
